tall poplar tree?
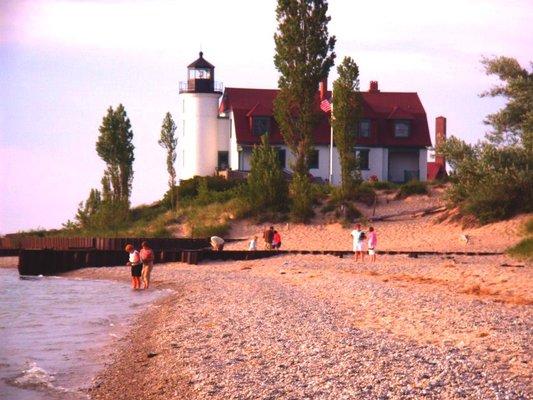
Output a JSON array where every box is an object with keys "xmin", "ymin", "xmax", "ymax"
[
  {"xmin": 158, "ymin": 112, "xmax": 178, "ymax": 209},
  {"xmin": 96, "ymin": 104, "xmax": 135, "ymax": 204},
  {"xmin": 247, "ymin": 135, "xmax": 288, "ymax": 212},
  {"xmin": 273, "ymin": 0, "xmax": 336, "ymax": 221},
  {"xmin": 331, "ymin": 57, "xmax": 362, "ymax": 197}
]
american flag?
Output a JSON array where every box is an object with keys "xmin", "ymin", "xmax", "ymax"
[{"xmin": 320, "ymin": 98, "xmax": 331, "ymax": 112}]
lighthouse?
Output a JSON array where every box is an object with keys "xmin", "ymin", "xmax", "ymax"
[{"xmin": 178, "ymin": 52, "xmax": 223, "ymax": 180}]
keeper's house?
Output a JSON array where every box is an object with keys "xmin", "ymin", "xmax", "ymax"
[{"xmin": 177, "ymin": 52, "xmax": 446, "ymax": 184}]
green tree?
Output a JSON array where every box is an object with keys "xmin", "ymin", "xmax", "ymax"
[
  {"xmin": 480, "ymin": 56, "xmax": 532, "ymax": 151},
  {"xmin": 96, "ymin": 104, "xmax": 135, "ymax": 203},
  {"xmin": 331, "ymin": 56, "xmax": 362, "ymax": 197},
  {"xmin": 439, "ymin": 56, "xmax": 533, "ymax": 223},
  {"xmin": 75, "ymin": 188, "xmax": 102, "ymax": 228},
  {"xmin": 273, "ymin": 0, "xmax": 336, "ymax": 221},
  {"xmin": 158, "ymin": 112, "xmax": 178, "ymax": 209},
  {"xmin": 247, "ymin": 135, "xmax": 288, "ymax": 212}
]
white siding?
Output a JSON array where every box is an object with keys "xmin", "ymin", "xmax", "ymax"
[
  {"xmin": 217, "ymin": 117, "xmax": 230, "ymax": 152},
  {"xmin": 418, "ymin": 148, "xmax": 428, "ymax": 182}
]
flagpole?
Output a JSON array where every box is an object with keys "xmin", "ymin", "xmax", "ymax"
[{"xmin": 329, "ymin": 96, "xmax": 333, "ymax": 184}]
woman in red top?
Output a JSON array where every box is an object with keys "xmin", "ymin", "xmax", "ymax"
[
  {"xmin": 139, "ymin": 241, "xmax": 155, "ymax": 289},
  {"xmin": 272, "ymin": 231, "xmax": 282, "ymax": 250}
]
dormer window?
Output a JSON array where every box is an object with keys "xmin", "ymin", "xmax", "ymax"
[
  {"xmin": 394, "ymin": 120, "xmax": 411, "ymax": 137},
  {"xmin": 252, "ymin": 116, "xmax": 271, "ymax": 136},
  {"xmin": 358, "ymin": 119, "xmax": 371, "ymax": 138}
]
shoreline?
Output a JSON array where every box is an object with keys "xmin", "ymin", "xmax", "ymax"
[{"xmin": 60, "ymin": 253, "xmax": 531, "ymax": 399}]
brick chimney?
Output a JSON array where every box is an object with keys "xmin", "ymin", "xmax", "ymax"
[
  {"xmin": 319, "ymin": 77, "xmax": 327, "ymax": 101},
  {"xmin": 369, "ymin": 81, "xmax": 379, "ymax": 92},
  {"xmin": 435, "ymin": 116, "xmax": 447, "ymax": 167}
]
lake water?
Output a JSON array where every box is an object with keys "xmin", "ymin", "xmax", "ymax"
[{"xmin": 0, "ymin": 266, "xmax": 168, "ymax": 399}]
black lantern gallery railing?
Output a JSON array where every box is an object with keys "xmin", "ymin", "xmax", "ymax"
[{"xmin": 179, "ymin": 81, "xmax": 224, "ymax": 94}]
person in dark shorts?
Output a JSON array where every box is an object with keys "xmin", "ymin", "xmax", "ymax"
[{"xmin": 125, "ymin": 244, "xmax": 142, "ymax": 289}]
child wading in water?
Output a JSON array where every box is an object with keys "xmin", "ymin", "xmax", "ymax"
[
  {"xmin": 140, "ymin": 241, "xmax": 154, "ymax": 289},
  {"xmin": 367, "ymin": 226, "xmax": 377, "ymax": 262},
  {"xmin": 125, "ymin": 244, "xmax": 142, "ymax": 289}
]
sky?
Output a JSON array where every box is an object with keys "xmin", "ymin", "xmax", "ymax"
[{"xmin": 0, "ymin": 0, "xmax": 531, "ymax": 234}]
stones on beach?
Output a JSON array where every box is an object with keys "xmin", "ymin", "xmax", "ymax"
[
  {"xmin": 147, "ymin": 352, "xmax": 158, "ymax": 358},
  {"xmin": 89, "ymin": 254, "xmax": 531, "ymax": 400}
]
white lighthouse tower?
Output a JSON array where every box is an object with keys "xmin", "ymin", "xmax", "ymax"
[{"xmin": 178, "ymin": 52, "xmax": 223, "ymax": 181}]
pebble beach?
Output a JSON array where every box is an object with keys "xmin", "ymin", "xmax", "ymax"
[{"xmin": 63, "ymin": 246, "xmax": 531, "ymax": 399}]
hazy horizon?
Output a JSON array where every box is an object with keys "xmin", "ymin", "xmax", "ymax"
[{"xmin": 1, "ymin": 0, "xmax": 531, "ymax": 234}]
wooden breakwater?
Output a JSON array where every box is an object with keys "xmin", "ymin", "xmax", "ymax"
[
  {"xmin": 0, "ymin": 237, "xmax": 211, "ymax": 251},
  {"xmin": 17, "ymin": 248, "xmax": 503, "ymax": 276},
  {"xmin": 17, "ymin": 249, "xmax": 191, "ymax": 276},
  {"xmin": 180, "ymin": 249, "xmax": 503, "ymax": 265}
]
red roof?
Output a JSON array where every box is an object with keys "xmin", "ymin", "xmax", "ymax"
[{"xmin": 221, "ymin": 87, "xmax": 431, "ymax": 147}]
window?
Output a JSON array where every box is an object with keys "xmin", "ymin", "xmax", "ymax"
[
  {"xmin": 358, "ymin": 119, "xmax": 371, "ymax": 138},
  {"xmin": 189, "ymin": 68, "xmax": 211, "ymax": 79},
  {"xmin": 182, "ymin": 100, "xmax": 185, "ymax": 113},
  {"xmin": 356, "ymin": 149, "xmax": 369, "ymax": 170},
  {"xmin": 277, "ymin": 148, "xmax": 286, "ymax": 169},
  {"xmin": 308, "ymin": 149, "xmax": 319, "ymax": 169},
  {"xmin": 394, "ymin": 120, "xmax": 411, "ymax": 137},
  {"xmin": 182, "ymin": 120, "xmax": 185, "ymax": 136},
  {"xmin": 252, "ymin": 116, "xmax": 271, "ymax": 136},
  {"xmin": 218, "ymin": 151, "xmax": 229, "ymax": 170}
]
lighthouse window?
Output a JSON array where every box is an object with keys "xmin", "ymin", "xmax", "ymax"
[
  {"xmin": 218, "ymin": 151, "xmax": 229, "ymax": 170},
  {"xmin": 189, "ymin": 68, "xmax": 211, "ymax": 79},
  {"xmin": 252, "ymin": 116, "xmax": 271, "ymax": 136}
]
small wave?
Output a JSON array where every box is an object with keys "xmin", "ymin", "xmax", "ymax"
[
  {"xmin": 12, "ymin": 362, "xmax": 56, "ymax": 389},
  {"xmin": 7, "ymin": 362, "xmax": 88, "ymax": 398}
]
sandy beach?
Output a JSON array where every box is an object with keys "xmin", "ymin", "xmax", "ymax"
[
  {"xmin": 61, "ymin": 236, "xmax": 531, "ymax": 399},
  {"xmin": 57, "ymin": 197, "xmax": 532, "ymax": 400}
]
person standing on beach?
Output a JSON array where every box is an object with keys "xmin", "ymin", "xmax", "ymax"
[
  {"xmin": 140, "ymin": 241, "xmax": 154, "ymax": 289},
  {"xmin": 263, "ymin": 226, "xmax": 275, "ymax": 250},
  {"xmin": 272, "ymin": 230, "xmax": 282, "ymax": 250},
  {"xmin": 248, "ymin": 236, "xmax": 258, "ymax": 251},
  {"xmin": 350, "ymin": 224, "xmax": 366, "ymax": 262},
  {"xmin": 367, "ymin": 226, "xmax": 377, "ymax": 263},
  {"xmin": 125, "ymin": 244, "xmax": 142, "ymax": 290}
]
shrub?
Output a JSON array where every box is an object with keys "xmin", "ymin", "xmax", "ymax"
[
  {"xmin": 370, "ymin": 180, "xmax": 397, "ymax": 190},
  {"xmin": 352, "ymin": 183, "xmax": 377, "ymax": 206},
  {"xmin": 289, "ymin": 173, "xmax": 315, "ymax": 222},
  {"xmin": 507, "ymin": 238, "xmax": 533, "ymax": 260},
  {"xmin": 161, "ymin": 186, "xmax": 179, "ymax": 210},
  {"xmin": 334, "ymin": 201, "xmax": 362, "ymax": 227},
  {"xmin": 177, "ymin": 176, "xmax": 241, "ymax": 200},
  {"xmin": 190, "ymin": 222, "xmax": 229, "ymax": 238},
  {"xmin": 396, "ymin": 180, "xmax": 428, "ymax": 199}
]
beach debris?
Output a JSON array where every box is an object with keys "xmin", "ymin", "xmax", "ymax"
[
  {"xmin": 500, "ymin": 263, "xmax": 525, "ymax": 268},
  {"xmin": 147, "ymin": 352, "xmax": 158, "ymax": 358},
  {"xmin": 459, "ymin": 234, "xmax": 470, "ymax": 244}
]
